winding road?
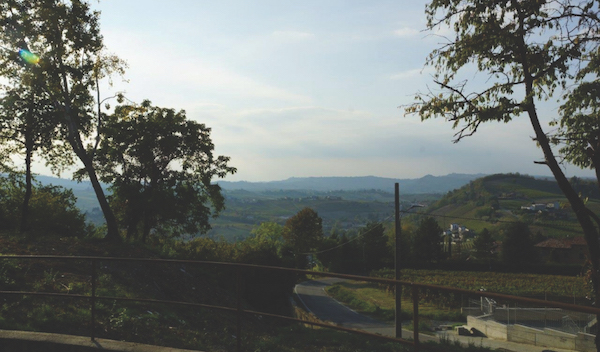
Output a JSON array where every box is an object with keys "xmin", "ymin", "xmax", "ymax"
[
  {"xmin": 294, "ymin": 277, "xmax": 414, "ymax": 339},
  {"xmin": 294, "ymin": 278, "xmax": 576, "ymax": 352}
]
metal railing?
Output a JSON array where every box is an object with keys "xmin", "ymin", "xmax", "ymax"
[{"xmin": 1, "ymin": 255, "xmax": 600, "ymax": 352}]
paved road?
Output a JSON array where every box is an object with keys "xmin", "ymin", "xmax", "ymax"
[
  {"xmin": 294, "ymin": 278, "xmax": 577, "ymax": 352},
  {"xmin": 294, "ymin": 277, "xmax": 429, "ymax": 340}
]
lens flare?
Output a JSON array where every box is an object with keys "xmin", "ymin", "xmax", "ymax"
[{"xmin": 18, "ymin": 49, "xmax": 40, "ymax": 65}]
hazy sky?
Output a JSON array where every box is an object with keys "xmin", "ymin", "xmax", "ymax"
[{"xmin": 43, "ymin": 0, "xmax": 593, "ymax": 182}]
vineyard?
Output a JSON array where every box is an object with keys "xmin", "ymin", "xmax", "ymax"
[{"xmin": 372, "ymin": 268, "xmax": 588, "ymax": 304}]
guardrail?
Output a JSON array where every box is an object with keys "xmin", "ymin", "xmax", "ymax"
[{"xmin": 1, "ymin": 255, "xmax": 599, "ymax": 352}]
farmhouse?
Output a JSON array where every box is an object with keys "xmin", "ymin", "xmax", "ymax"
[
  {"xmin": 535, "ymin": 237, "xmax": 588, "ymax": 264},
  {"xmin": 447, "ymin": 223, "xmax": 473, "ymax": 240},
  {"xmin": 520, "ymin": 201, "xmax": 560, "ymax": 212}
]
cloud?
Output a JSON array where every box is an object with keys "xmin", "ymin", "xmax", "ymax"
[
  {"xmin": 390, "ymin": 68, "xmax": 424, "ymax": 80},
  {"xmin": 101, "ymin": 29, "xmax": 312, "ymax": 105},
  {"xmin": 271, "ymin": 31, "xmax": 315, "ymax": 41},
  {"xmin": 208, "ymin": 103, "xmax": 577, "ymax": 182},
  {"xmin": 205, "ymin": 106, "xmax": 454, "ymax": 165},
  {"xmin": 393, "ymin": 27, "xmax": 420, "ymax": 37}
]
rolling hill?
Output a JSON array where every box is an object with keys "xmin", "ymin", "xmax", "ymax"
[
  {"xmin": 217, "ymin": 173, "xmax": 486, "ymax": 193},
  {"xmin": 422, "ymin": 173, "xmax": 600, "ymax": 238}
]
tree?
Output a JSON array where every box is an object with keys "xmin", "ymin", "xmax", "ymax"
[
  {"xmin": 86, "ymin": 100, "xmax": 236, "ymax": 242},
  {"xmin": 0, "ymin": 0, "xmax": 126, "ymax": 241},
  {"xmin": 247, "ymin": 222, "xmax": 286, "ymax": 256},
  {"xmin": 554, "ymin": 28, "xmax": 600, "ymax": 184},
  {"xmin": 387, "ymin": 221, "xmax": 417, "ymax": 263},
  {"xmin": 501, "ymin": 222, "xmax": 538, "ymax": 267},
  {"xmin": 359, "ymin": 222, "xmax": 390, "ymax": 271},
  {"xmin": 406, "ymin": 1, "xmax": 600, "ymax": 347},
  {"xmin": 412, "ymin": 217, "xmax": 443, "ymax": 264},
  {"xmin": 0, "ymin": 69, "xmax": 71, "ymax": 234},
  {"xmin": 283, "ymin": 207, "xmax": 324, "ymax": 268},
  {"xmin": 473, "ymin": 228, "xmax": 495, "ymax": 260},
  {"xmin": 0, "ymin": 1, "xmax": 75, "ymax": 234}
]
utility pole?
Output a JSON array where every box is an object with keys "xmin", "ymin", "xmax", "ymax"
[{"xmin": 395, "ymin": 183, "xmax": 402, "ymax": 339}]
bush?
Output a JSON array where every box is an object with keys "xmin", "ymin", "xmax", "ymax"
[{"xmin": 0, "ymin": 175, "xmax": 88, "ymax": 237}]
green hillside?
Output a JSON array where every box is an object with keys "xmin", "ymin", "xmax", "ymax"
[
  {"xmin": 424, "ymin": 173, "xmax": 599, "ymax": 238},
  {"xmin": 208, "ymin": 195, "xmax": 396, "ymax": 241},
  {"xmin": 203, "ymin": 189, "xmax": 442, "ymax": 241}
]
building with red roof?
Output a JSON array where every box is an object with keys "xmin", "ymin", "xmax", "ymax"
[{"xmin": 535, "ymin": 237, "xmax": 588, "ymax": 264}]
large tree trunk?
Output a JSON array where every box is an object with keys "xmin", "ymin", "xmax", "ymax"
[
  {"xmin": 526, "ymin": 98, "xmax": 600, "ymax": 351},
  {"xmin": 79, "ymin": 150, "xmax": 120, "ymax": 242},
  {"xmin": 60, "ymin": 95, "xmax": 121, "ymax": 242},
  {"xmin": 20, "ymin": 132, "xmax": 33, "ymax": 235},
  {"xmin": 20, "ymin": 103, "xmax": 35, "ymax": 235},
  {"xmin": 66, "ymin": 131, "xmax": 120, "ymax": 241}
]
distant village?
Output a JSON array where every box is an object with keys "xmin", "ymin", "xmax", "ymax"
[{"xmin": 444, "ymin": 200, "xmax": 585, "ymax": 265}]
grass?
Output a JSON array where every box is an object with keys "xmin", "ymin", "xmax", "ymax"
[{"xmin": 326, "ymin": 281, "xmax": 464, "ymax": 323}]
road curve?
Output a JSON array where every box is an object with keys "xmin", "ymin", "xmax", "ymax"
[{"xmin": 294, "ymin": 277, "xmax": 407, "ymax": 338}]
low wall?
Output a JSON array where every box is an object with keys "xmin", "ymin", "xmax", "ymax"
[
  {"xmin": 467, "ymin": 315, "xmax": 507, "ymax": 340},
  {"xmin": 467, "ymin": 316, "xmax": 596, "ymax": 352},
  {"xmin": 507, "ymin": 324, "xmax": 539, "ymax": 345},
  {"xmin": 576, "ymin": 331, "xmax": 596, "ymax": 352},
  {"xmin": 537, "ymin": 328, "xmax": 577, "ymax": 350}
]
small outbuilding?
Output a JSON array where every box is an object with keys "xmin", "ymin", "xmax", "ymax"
[{"xmin": 535, "ymin": 237, "xmax": 588, "ymax": 264}]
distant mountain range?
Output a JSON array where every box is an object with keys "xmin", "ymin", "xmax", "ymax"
[
  {"xmin": 34, "ymin": 175, "xmax": 107, "ymax": 191},
  {"xmin": 217, "ymin": 173, "xmax": 487, "ymax": 194},
  {"xmin": 31, "ymin": 173, "xmax": 486, "ymax": 196}
]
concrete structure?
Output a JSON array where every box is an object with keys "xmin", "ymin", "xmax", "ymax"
[{"xmin": 467, "ymin": 315, "xmax": 596, "ymax": 352}]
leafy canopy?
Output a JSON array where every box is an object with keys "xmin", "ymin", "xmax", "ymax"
[
  {"xmin": 283, "ymin": 207, "xmax": 324, "ymax": 267},
  {"xmin": 407, "ymin": 0, "xmax": 599, "ymax": 142},
  {"xmin": 83, "ymin": 100, "xmax": 236, "ymax": 241}
]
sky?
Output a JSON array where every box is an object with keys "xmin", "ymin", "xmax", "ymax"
[{"xmin": 33, "ymin": 0, "xmax": 595, "ymax": 182}]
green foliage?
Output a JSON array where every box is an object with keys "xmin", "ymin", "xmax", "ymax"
[
  {"xmin": 359, "ymin": 222, "xmax": 390, "ymax": 271},
  {"xmin": 316, "ymin": 231, "xmax": 364, "ymax": 273},
  {"xmin": 208, "ymin": 192, "xmax": 400, "ymax": 241},
  {"xmin": 407, "ymin": 0, "xmax": 595, "ymax": 134},
  {"xmin": 421, "ymin": 173, "xmax": 597, "ymax": 238},
  {"xmin": 405, "ymin": 0, "xmax": 600, "ymax": 312},
  {"xmin": 0, "ymin": 174, "xmax": 87, "ymax": 236},
  {"xmin": 247, "ymin": 222, "xmax": 286, "ymax": 256},
  {"xmin": 326, "ymin": 281, "xmax": 461, "ymax": 322},
  {"xmin": 501, "ymin": 222, "xmax": 539, "ymax": 267},
  {"xmin": 413, "ymin": 217, "xmax": 443, "ymax": 263},
  {"xmin": 173, "ymin": 234, "xmax": 295, "ymax": 314},
  {"xmin": 178, "ymin": 237, "xmax": 236, "ymax": 262},
  {"xmin": 554, "ymin": 20, "xmax": 600, "ymax": 171},
  {"xmin": 283, "ymin": 207, "xmax": 324, "ymax": 268},
  {"xmin": 88, "ymin": 100, "xmax": 236, "ymax": 242},
  {"xmin": 0, "ymin": 0, "xmax": 128, "ymax": 241},
  {"xmin": 472, "ymin": 228, "xmax": 494, "ymax": 260}
]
